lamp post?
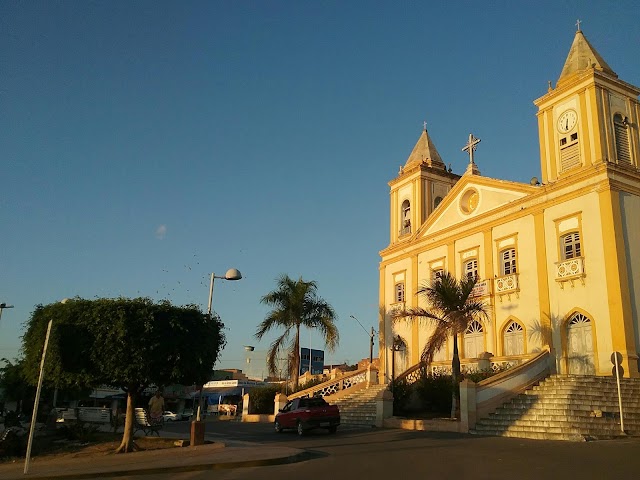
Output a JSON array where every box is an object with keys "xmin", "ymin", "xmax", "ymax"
[
  {"xmin": 0, "ymin": 302, "xmax": 14, "ymax": 323},
  {"xmin": 24, "ymin": 298, "xmax": 67, "ymax": 475},
  {"xmin": 390, "ymin": 335, "xmax": 404, "ymax": 394},
  {"xmin": 207, "ymin": 268, "xmax": 242, "ymax": 317},
  {"xmin": 244, "ymin": 345, "xmax": 254, "ymax": 380},
  {"xmin": 350, "ymin": 315, "xmax": 376, "ymax": 364},
  {"xmin": 198, "ymin": 268, "xmax": 242, "ymax": 418}
]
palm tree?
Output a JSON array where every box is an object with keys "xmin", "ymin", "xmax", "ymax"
[
  {"xmin": 392, "ymin": 271, "xmax": 488, "ymax": 418},
  {"xmin": 256, "ymin": 274, "xmax": 339, "ymax": 387}
]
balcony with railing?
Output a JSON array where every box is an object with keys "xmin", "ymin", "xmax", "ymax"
[
  {"xmin": 495, "ymin": 273, "xmax": 519, "ymax": 301},
  {"xmin": 555, "ymin": 257, "xmax": 585, "ymax": 287},
  {"xmin": 388, "ymin": 302, "xmax": 405, "ymax": 315}
]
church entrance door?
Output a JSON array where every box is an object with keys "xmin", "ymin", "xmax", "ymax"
[{"xmin": 566, "ymin": 313, "xmax": 595, "ymax": 375}]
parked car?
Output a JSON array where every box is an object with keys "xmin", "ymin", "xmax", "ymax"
[
  {"xmin": 162, "ymin": 411, "xmax": 179, "ymax": 422},
  {"xmin": 181, "ymin": 409, "xmax": 194, "ymax": 420},
  {"xmin": 274, "ymin": 396, "xmax": 340, "ymax": 435}
]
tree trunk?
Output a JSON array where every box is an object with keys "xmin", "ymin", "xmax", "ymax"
[
  {"xmin": 450, "ymin": 333, "xmax": 461, "ymax": 419},
  {"xmin": 115, "ymin": 391, "xmax": 139, "ymax": 453},
  {"xmin": 292, "ymin": 325, "xmax": 300, "ymax": 387}
]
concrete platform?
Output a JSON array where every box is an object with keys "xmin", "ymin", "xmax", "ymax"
[{"xmin": 0, "ymin": 441, "xmax": 307, "ymax": 479}]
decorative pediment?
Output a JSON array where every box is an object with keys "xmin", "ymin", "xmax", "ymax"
[{"xmin": 418, "ymin": 176, "xmax": 537, "ymax": 237}]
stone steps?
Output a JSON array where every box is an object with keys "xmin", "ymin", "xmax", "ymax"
[
  {"xmin": 471, "ymin": 374, "xmax": 640, "ymax": 441},
  {"xmin": 327, "ymin": 384, "xmax": 387, "ymax": 426}
]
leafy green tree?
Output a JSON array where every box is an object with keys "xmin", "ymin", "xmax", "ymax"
[
  {"xmin": 0, "ymin": 358, "xmax": 34, "ymax": 415},
  {"xmin": 22, "ymin": 298, "xmax": 225, "ymax": 453},
  {"xmin": 256, "ymin": 275, "xmax": 338, "ymax": 387},
  {"xmin": 392, "ymin": 271, "xmax": 488, "ymax": 418}
]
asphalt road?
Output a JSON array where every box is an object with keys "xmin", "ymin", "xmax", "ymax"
[{"xmin": 113, "ymin": 420, "xmax": 640, "ymax": 480}]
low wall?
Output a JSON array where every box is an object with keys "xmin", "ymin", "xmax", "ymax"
[
  {"xmin": 241, "ymin": 414, "xmax": 275, "ymax": 423},
  {"xmin": 383, "ymin": 417, "xmax": 465, "ymax": 433}
]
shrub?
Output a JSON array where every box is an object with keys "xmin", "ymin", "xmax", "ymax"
[
  {"xmin": 249, "ymin": 386, "xmax": 282, "ymax": 414},
  {"xmin": 389, "ymin": 378, "xmax": 412, "ymax": 416},
  {"xmin": 414, "ymin": 373, "xmax": 454, "ymax": 414},
  {"xmin": 57, "ymin": 421, "xmax": 100, "ymax": 442}
]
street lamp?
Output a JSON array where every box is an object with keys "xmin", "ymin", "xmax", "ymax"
[
  {"xmin": 244, "ymin": 345, "xmax": 254, "ymax": 380},
  {"xmin": 0, "ymin": 302, "xmax": 14, "ymax": 323},
  {"xmin": 390, "ymin": 335, "xmax": 404, "ymax": 394},
  {"xmin": 349, "ymin": 315, "xmax": 376, "ymax": 364},
  {"xmin": 198, "ymin": 268, "xmax": 242, "ymax": 418},
  {"xmin": 207, "ymin": 268, "xmax": 242, "ymax": 316}
]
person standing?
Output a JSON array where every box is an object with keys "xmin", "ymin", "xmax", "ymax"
[{"xmin": 148, "ymin": 390, "xmax": 164, "ymax": 422}]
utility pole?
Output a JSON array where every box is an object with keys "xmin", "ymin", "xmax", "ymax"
[
  {"xmin": 350, "ymin": 315, "xmax": 376, "ymax": 364},
  {"xmin": 0, "ymin": 302, "xmax": 14, "ymax": 323}
]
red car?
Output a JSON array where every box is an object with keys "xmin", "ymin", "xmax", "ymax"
[{"xmin": 275, "ymin": 396, "xmax": 340, "ymax": 435}]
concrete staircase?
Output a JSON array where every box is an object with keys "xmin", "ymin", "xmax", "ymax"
[
  {"xmin": 327, "ymin": 384, "xmax": 388, "ymax": 427},
  {"xmin": 471, "ymin": 374, "xmax": 640, "ymax": 441}
]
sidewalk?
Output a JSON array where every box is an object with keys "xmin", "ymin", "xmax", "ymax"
[{"xmin": 0, "ymin": 439, "xmax": 306, "ymax": 479}]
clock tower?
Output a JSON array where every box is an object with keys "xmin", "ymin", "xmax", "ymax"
[{"xmin": 534, "ymin": 26, "xmax": 640, "ymax": 183}]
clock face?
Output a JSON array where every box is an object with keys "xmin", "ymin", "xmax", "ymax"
[
  {"xmin": 468, "ymin": 192, "xmax": 479, "ymax": 211},
  {"xmin": 460, "ymin": 189, "xmax": 479, "ymax": 214},
  {"xmin": 557, "ymin": 110, "xmax": 577, "ymax": 133}
]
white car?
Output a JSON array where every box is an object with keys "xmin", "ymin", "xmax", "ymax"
[{"xmin": 162, "ymin": 411, "xmax": 179, "ymax": 422}]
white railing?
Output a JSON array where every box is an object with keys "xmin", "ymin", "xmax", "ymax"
[
  {"xmin": 389, "ymin": 302, "xmax": 405, "ymax": 314},
  {"xmin": 495, "ymin": 274, "xmax": 518, "ymax": 294},
  {"xmin": 287, "ymin": 367, "xmax": 371, "ymax": 400},
  {"xmin": 555, "ymin": 257, "xmax": 585, "ymax": 279}
]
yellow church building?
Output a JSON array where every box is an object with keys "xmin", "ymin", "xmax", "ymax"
[{"xmin": 378, "ymin": 27, "xmax": 640, "ymax": 382}]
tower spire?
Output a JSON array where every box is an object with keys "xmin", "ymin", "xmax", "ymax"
[
  {"xmin": 403, "ymin": 123, "xmax": 445, "ymax": 170},
  {"xmin": 557, "ymin": 28, "xmax": 616, "ymax": 86}
]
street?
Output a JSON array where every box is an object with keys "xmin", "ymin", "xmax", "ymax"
[{"xmin": 111, "ymin": 420, "xmax": 640, "ymax": 479}]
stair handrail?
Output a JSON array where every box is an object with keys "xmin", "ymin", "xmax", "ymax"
[
  {"xmin": 475, "ymin": 347, "xmax": 551, "ymax": 418},
  {"xmin": 395, "ymin": 352, "xmax": 540, "ymax": 385},
  {"xmin": 287, "ymin": 366, "xmax": 376, "ymax": 400},
  {"xmin": 393, "ymin": 362, "xmax": 427, "ymax": 385}
]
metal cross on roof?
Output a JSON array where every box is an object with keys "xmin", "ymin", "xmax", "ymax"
[
  {"xmin": 576, "ymin": 19, "xmax": 582, "ymax": 32},
  {"xmin": 462, "ymin": 133, "xmax": 481, "ymax": 164},
  {"xmin": 423, "ymin": 120, "xmax": 427, "ymax": 130}
]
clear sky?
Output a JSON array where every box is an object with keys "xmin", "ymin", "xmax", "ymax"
[{"xmin": 2, "ymin": 1, "xmax": 639, "ymax": 375}]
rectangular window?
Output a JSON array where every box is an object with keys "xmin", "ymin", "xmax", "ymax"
[
  {"xmin": 464, "ymin": 259, "xmax": 478, "ymax": 280},
  {"xmin": 501, "ymin": 248, "xmax": 517, "ymax": 275},
  {"xmin": 432, "ymin": 269, "xmax": 444, "ymax": 283},
  {"xmin": 395, "ymin": 282, "xmax": 405, "ymax": 302},
  {"xmin": 562, "ymin": 232, "xmax": 581, "ymax": 259}
]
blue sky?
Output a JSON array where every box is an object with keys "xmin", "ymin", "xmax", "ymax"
[{"xmin": 2, "ymin": 1, "xmax": 639, "ymax": 375}]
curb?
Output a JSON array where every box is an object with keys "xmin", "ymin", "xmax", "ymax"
[{"xmin": 12, "ymin": 449, "xmax": 312, "ymax": 480}]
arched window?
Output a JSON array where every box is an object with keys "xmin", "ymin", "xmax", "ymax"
[
  {"xmin": 501, "ymin": 248, "xmax": 517, "ymax": 275},
  {"xmin": 434, "ymin": 196, "xmax": 443, "ymax": 209},
  {"xmin": 503, "ymin": 321, "xmax": 524, "ymax": 356},
  {"xmin": 401, "ymin": 200, "xmax": 411, "ymax": 234},
  {"xmin": 394, "ymin": 282, "xmax": 405, "ymax": 303},
  {"xmin": 464, "ymin": 320, "xmax": 484, "ymax": 359},
  {"xmin": 561, "ymin": 232, "xmax": 581, "ymax": 260},
  {"xmin": 613, "ymin": 113, "xmax": 631, "ymax": 164}
]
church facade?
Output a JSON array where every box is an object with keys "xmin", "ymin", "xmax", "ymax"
[{"xmin": 378, "ymin": 28, "xmax": 640, "ymax": 382}]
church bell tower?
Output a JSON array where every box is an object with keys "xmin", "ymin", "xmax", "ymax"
[
  {"xmin": 388, "ymin": 125, "xmax": 460, "ymax": 244},
  {"xmin": 534, "ymin": 25, "xmax": 640, "ymax": 184}
]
